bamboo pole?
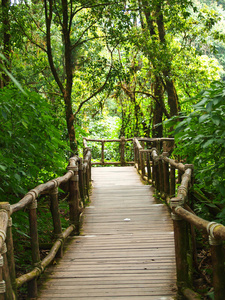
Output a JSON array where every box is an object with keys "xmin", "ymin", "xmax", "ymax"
[
  {"xmin": 158, "ymin": 157, "xmax": 163, "ymax": 194},
  {"xmin": 207, "ymin": 222, "xmax": 225, "ymax": 300},
  {"xmin": 49, "ymin": 186, "xmax": 63, "ymax": 258},
  {"xmin": 210, "ymin": 242, "xmax": 225, "ymax": 300},
  {"xmin": 6, "ymin": 216, "xmax": 16, "ymax": 299},
  {"xmin": 11, "ymin": 171, "xmax": 74, "ymax": 214},
  {"xmin": 2, "ymin": 243, "xmax": 14, "ymax": 300},
  {"xmin": 16, "ymin": 225, "xmax": 75, "ymax": 289},
  {"xmin": 140, "ymin": 151, "xmax": 145, "ymax": 179},
  {"xmin": 162, "ymin": 156, "xmax": 186, "ymax": 173},
  {"xmin": 170, "ymin": 197, "xmax": 189, "ymax": 295},
  {"xmin": 120, "ymin": 136, "xmax": 125, "ymax": 166},
  {"xmin": 91, "ymin": 161, "xmax": 134, "ymax": 166},
  {"xmin": 67, "ymin": 164, "xmax": 80, "ymax": 235},
  {"xmin": 0, "ymin": 203, "xmax": 10, "ymax": 300},
  {"xmin": 152, "ymin": 159, "xmax": 155, "ymax": 186},
  {"xmin": 87, "ymin": 149, "xmax": 92, "ymax": 184},
  {"xmin": 170, "ymin": 165, "xmax": 176, "ymax": 197},
  {"xmin": 162, "ymin": 152, "xmax": 170, "ymax": 195},
  {"xmin": 78, "ymin": 158, "xmax": 85, "ymax": 205},
  {"xmin": 86, "ymin": 162, "xmax": 90, "ymax": 200},
  {"xmin": 151, "ymin": 149, "xmax": 160, "ymax": 191},
  {"xmin": 0, "ymin": 254, "xmax": 5, "ymax": 300},
  {"xmin": 146, "ymin": 152, "xmax": 151, "ymax": 182},
  {"xmin": 101, "ymin": 141, "xmax": 105, "ymax": 165},
  {"xmin": 83, "ymin": 166, "xmax": 88, "ymax": 200},
  {"xmin": 133, "ymin": 139, "xmax": 137, "ymax": 166},
  {"xmin": 178, "ymin": 169, "xmax": 182, "ymax": 184},
  {"xmin": 28, "ymin": 198, "xmax": 40, "ymax": 299}
]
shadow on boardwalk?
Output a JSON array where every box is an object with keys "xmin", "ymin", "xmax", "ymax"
[{"xmin": 38, "ymin": 166, "xmax": 177, "ymax": 300}]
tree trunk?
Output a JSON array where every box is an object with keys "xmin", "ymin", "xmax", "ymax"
[
  {"xmin": 44, "ymin": 0, "xmax": 77, "ymax": 154},
  {"xmin": 141, "ymin": 0, "xmax": 179, "ymax": 118},
  {"xmin": 152, "ymin": 76, "xmax": 163, "ymax": 137},
  {"xmin": 65, "ymin": 94, "xmax": 77, "ymax": 154},
  {"xmin": 1, "ymin": 0, "xmax": 11, "ymax": 87},
  {"xmin": 155, "ymin": 2, "xmax": 179, "ymax": 116}
]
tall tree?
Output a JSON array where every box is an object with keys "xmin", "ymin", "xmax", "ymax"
[{"xmin": 1, "ymin": 0, "xmax": 11, "ymax": 87}]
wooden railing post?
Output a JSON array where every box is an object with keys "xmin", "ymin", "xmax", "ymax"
[
  {"xmin": 86, "ymin": 162, "xmax": 90, "ymax": 199},
  {"xmin": 158, "ymin": 156, "xmax": 163, "ymax": 194},
  {"xmin": 178, "ymin": 169, "xmax": 182, "ymax": 184},
  {"xmin": 88, "ymin": 152, "xmax": 92, "ymax": 184},
  {"xmin": 78, "ymin": 158, "xmax": 85, "ymax": 205},
  {"xmin": 170, "ymin": 197, "xmax": 189, "ymax": 295},
  {"xmin": 140, "ymin": 150, "xmax": 145, "ymax": 179},
  {"xmin": 170, "ymin": 165, "xmax": 176, "ymax": 197},
  {"xmin": 6, "ymin": 215, "xmax": 16, "ymax": 299},
  {"xmin": 120, "ymin": 137, "xmax": 125, "ymax": 166},
  {"xmin": 151, "ymin": 148, "xmax": 160, "ymax": 191},
  {"xmin": 2, "ymin": 242, "xmax": 14, "ymax": 300},
  {"xmin": 0, "ymin": 202, "xmax": 14, "ymax": 300},
  {"xmin": 101, "ymin": 141, "xmax": 105, "ymax": 165},
  {"xmin": 146, "ymin": 151, "xmax": 152, "ymax": 182},
  {"xmin": 0, "ymin": 254, "xmax": 4, "ymax": 300},
  {"xmin": 28, "ymin": 194, "xmax": 41, "ymax": 299},
  {"xmin": 133, "ymin": 139, "xmax": 137, "ymax": 166},
  {"xmin": 137, "ymin": 148, "xmax": 141, "ymax": 173},
  {"xmin": 207, "ymin": 222, "xmax": 225, "ymax": 300},
  {"xmin": 83, "ymin": 165, "xmax": 88, "ymax": 201},
  {"xmin": 67, "ymin": 162, "xmax": 80, "ymax": 235},
  {"xmin": 50, "ymin": 184, "xmax": 63, "ymax": 258},
  {"xmin": 162, "ymin": 152, "xmax": 170, "ymax": 195}
]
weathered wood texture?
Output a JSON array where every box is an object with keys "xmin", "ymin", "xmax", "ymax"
[{"xmin": 38, "ymin": 167, "xmax": 176, "ymax": 299}]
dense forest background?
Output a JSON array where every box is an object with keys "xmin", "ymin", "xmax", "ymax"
[
  {"xmin": 0, "ymin": 0, "xmax": 225, "ymax": 226},
  {"xmin": 1, "ymin": 1, "xmax": 225, "ymax": 298}
]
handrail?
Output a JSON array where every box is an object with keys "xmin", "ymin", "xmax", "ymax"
[
  {"xmin": 2, "ymin": 136, "xmax": 225, "ymax": 299},
  {"xmin": 133, "ymin": 138, "xmax": 225, "ymax": 300},
  {"xmin": 0, "ymin": 151, "xmax": 92, "ymax": 299},
  {"xmin": 83, "ymin": 137, "xmax": 134, "ymax": 166}
]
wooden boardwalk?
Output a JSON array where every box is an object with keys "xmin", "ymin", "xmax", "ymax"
[{"xmin": 38, "ymin": 166, "xmax": 176, "ymax": 299}]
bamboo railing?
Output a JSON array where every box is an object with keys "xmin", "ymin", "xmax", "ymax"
[
  {"xmin": 0, "ymin": 149, "xmax": 92, "ymax": 299},
  {"xmin": 2, "ymin": 137, "xmax": 225, "ymax": 299},
  {"xmin": 133, "ymin": 138, "xmax": 225, "ymax": 300},
  {"xmin": 83, "ymin": 137, "xmax": 134, "ymax": 166}
]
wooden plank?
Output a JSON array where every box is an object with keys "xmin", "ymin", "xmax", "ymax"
[{"xmin": 37, "ymin": 167, "xmax": 176, "ymax": 299}]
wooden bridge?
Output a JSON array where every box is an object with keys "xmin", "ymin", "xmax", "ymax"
[
  {"xmin": 0, "ymin": 137, "xmax": 225, "ymax": 300},
  {"xmin": 38, "ymin": 166, "xmax": 176, "ymax": 299}
]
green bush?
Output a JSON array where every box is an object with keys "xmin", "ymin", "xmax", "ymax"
[
  {"xmin": 0, "ymin": 85, "xmax": 68, "ymax": 203},
  {"xmin": 167, "ymin": 81, "xmax": 225, "ymax": 220}
]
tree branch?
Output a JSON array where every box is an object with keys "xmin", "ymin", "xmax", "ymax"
[
  {"xmin": 11, "ymin": 11, "xmax": 47, "ymax": 53},
  {"xmin": 135, "ymin": 90, "xmax": 170, "ymax": 118},
  {"xmin": 74, "ymin": 48, "xmax": 114, "ymax": 116},
  {"xmin": 71, "ymin": 21, "xmax": 97, "ymax": 50},
  {"xmin": 44, "ymin": 0, "xmax": 64, "ymax": 94}
]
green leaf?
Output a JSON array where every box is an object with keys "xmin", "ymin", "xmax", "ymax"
[
  {"xmin": 211, "ymin": 115, "xmax": 221, "ymax": 126},
  {"xmin": 2, "ymin": 68, "xmax": 27, "ymax": 95},
  {"xmin": 14, "ymin": 174, "xmax": 21, "ymax": 182},
  {"xmin": 199, "ymin": 114, "xmax": 208, "ymax": 123},
  {"xmin": 202, "ymin": 139, "xmax": 214, "ymax": 148},
  {"xmin": 0, "ymin": 165, "xmax": 6, "ymax": 172},
  {"xmin": 1, "ymin": 110, "xmax": 7, "ymax": 120},
  {"xmin": 21, "ymin": 120, "xmax": 28, "ymax": 129},
  {"xmin": 206, "ymin": 101, "xmax": 213, "ymax": 113}
]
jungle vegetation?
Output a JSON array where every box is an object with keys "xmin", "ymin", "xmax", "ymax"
[{"xmin": 0, "ymin": 1, "xmax": 225, "ymax": 294}]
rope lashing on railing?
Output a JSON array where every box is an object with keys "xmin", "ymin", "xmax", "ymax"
[
  {"xmin": 0, "ymin": 280, "xmax": 5, "ymax": 294},
  {"xmin": 207, "ymin": 222, "xmax": 223, "ymax": 245}
]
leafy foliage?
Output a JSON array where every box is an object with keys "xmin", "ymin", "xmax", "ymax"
[
  {"xmin": 168, "ymin": 81, "xmax": 225, "ymax": 219},
  {"xmin": 0, "ymin": 85, "xmax": 68, "ymax": 203}
]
